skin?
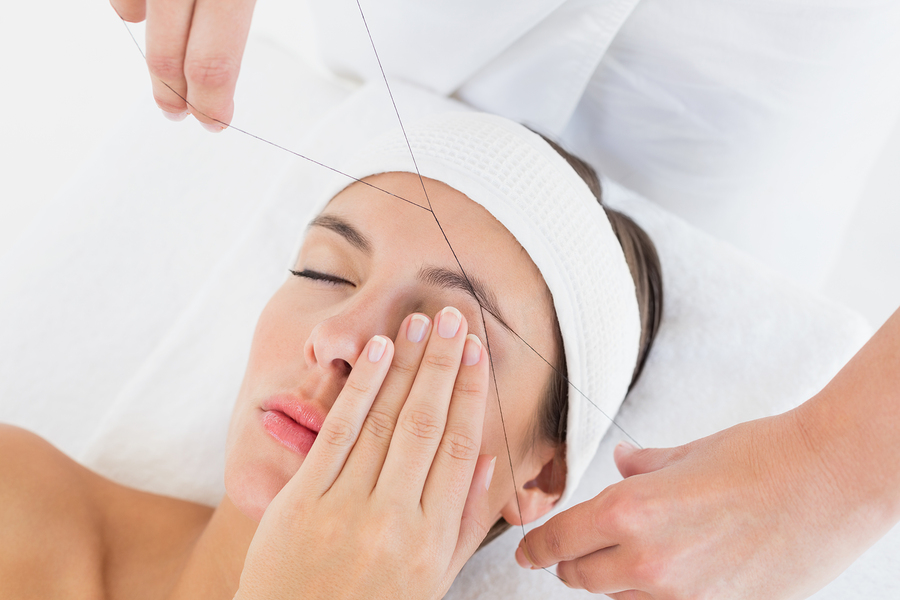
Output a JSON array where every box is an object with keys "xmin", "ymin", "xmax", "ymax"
[
  {"xmin": 0, "ymin": 172, "xmax": 565, "ymax": 599},
  {"xmin": 517, "ymin": 307, "xmax": 900, "ymax": 599}
]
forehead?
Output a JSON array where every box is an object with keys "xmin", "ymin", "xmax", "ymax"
[{"xmin": 317, "ymin": 172, "xmax": 557, "ymax": 352}]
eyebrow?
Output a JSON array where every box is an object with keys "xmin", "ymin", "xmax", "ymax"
[
  {"xmin": 417, "ymin": 266, "xmax": 516, "ymax": 336},
  {"xmin": 309, "ymin": 214, "xmax": 373, "ymax": 254},
  {"xmin": 310, "ymin": 213, "xmax": 516, "ymax": 336}
]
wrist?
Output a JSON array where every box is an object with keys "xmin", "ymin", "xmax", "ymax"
[{"xmin": 790, "ymin": 387, "xmax": 900, "ymax": 538}]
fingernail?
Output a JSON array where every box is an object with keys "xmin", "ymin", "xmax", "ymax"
[
  {"xmin": 437, "ymin": 306, "xmax": 462, "ymax": 338},
  {"xmin": 616, "ymin": 441, "xmax": 637, "ymax": 453},
  {"xmin": 485, "ymin": 456, "xmax": 496, "ymax": 492},
  {"xmin": 201, "ymin": 121, "xmax": 225, "ymax": 133},
  {"xmin": 406, "ymin": 314, "xmax": 430, "ymax": 343},
  {"xmin": 462, "ymin": 334, "xmax": 483, "ymax": 366},
  {"xmin": 161, "ymin": 109, "xmax": 189, "ymax": 122},
  {"xmin": 367, "ymin": 335, "xmax": 387, "ymax": 362}
]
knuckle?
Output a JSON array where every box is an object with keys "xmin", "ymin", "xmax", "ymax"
[
  {"xmin": 184, "ymin": 54, "xmax": 239, "ymax": 89},
  {"xmin": 362, "ymin": 408, "xmax": 395, "ymax": 442},
  {"xmin": 544, "ymin": 525, "xmax": 565, "ymax": 562},
  {"xmin": 343, "ymin": 377, "xmax": 375, "ymax": 398},
  {"xmin": 452, "ymin": 378, "xmax": 486, "ymax": 399},
  {"xmin": 145, "ymin": 53, "xmax": 185, "ymax": 84},
  {"xmin": 572, "ymin": 559, "xmax": 595, "ymax": 591},
  {"xmin": 604, "ymin": 488, "xmax": 639, "ymax": 535},
  {"xmin": 388, "ymin": 355, "xmax": 420, "ymax": 378},
  {"xmin": 422, "ymin": 351, "xmax": 459, "ymax": 373},
  {"xmin": 400, "ymin": 408, "xmax": 443, "ymax": 443},
  {"xmin": 320, "ymin": 416, "xmax": 358, "ymax": 448},
  {"xmin": 632, "ymin": 552, "xmax": 667, "ymax": 589},
  {"xmin": 439, "ymin": 430, "xmax": 479, "ymax": 462}
]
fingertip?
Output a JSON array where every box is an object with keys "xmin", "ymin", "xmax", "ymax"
[
  {"xmin": 515, "ymin": 545, "xmax": 531, "ymax": 568},
  {"xmin": 366, "ymin": 335, "xmax": 392, "ymax": 363},
  {"xmin": 614, "ymin": 441, "xmax": 637, "ymax": 462},
  {"xmin": 462, "ymin": 334, "xmax": 483, "ymax": 366},
  {"xmin": 200, "ymin": 120, "xmax": 227, "ymax": 133},
  {"xmin": 517, "ymin": 538, "xmax": 541, "ymax": 570},
  {"xmin": 161, "ymin": 109, "xmax": 189, "ymax": 122}
]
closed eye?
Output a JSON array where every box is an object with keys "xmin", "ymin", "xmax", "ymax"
[{"xmin": 289, "ymin": 269, "xmax": 355, "ymax": 287}]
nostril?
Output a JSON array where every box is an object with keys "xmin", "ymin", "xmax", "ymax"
[{"xmin": 333, "ymin": 358, "xmax": 352, "ymax": 376}]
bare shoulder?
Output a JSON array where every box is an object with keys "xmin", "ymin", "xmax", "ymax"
[{"xmin": 0, "ymin": 424, "xmax": 106, "ymax": 598}]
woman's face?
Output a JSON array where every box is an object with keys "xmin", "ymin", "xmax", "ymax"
[{"xmin": 225, "ymin": 172, "xmax": 563, "ymax": 527}]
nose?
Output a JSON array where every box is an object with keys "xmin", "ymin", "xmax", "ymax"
[{"xmin": 303, "ymin": 295, "xmax": 401, "ymax": 383}]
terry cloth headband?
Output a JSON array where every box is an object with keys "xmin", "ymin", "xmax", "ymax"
[{"xmin": 298, "ymin": 111, "xmax": 641, "ymax": 507}]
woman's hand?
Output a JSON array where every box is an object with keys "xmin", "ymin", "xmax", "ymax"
[
  {"xmin": 515, "ymin": 409, "xmax": 891, "ymax": 599},
  {"xmin": 235, "ymin": 308, "xmax": 496, "ymax": 600},
  {"xmin": 517, "ymin": 307, "xmax": 900, "ymax": 599},
  {"xmin": 110, "ymin": 0, "xmax": 257, "ymax": 130}
]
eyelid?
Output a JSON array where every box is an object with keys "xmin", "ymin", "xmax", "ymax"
[{"xmin": 290, "ymin": 269, "xmax": 355, "ymax": 287}]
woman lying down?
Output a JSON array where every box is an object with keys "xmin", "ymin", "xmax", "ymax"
[{"xmin": 0, "ymin": 112, "xmax": 661, "ymax": 599}]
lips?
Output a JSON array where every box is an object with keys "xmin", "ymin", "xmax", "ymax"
[{"xmin": 260, "ymin": 395, "xmax": 325, "ymax": 455}]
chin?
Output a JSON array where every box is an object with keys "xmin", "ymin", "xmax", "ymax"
[
  {"xmin": 224, "ymin": 430, "xmax": 303, "ymax": 522},
  {"xmin": 225, "ymin": 457, "xmax": 290, "ymax": 522}
]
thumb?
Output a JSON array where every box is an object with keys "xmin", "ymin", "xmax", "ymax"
[{"xmin": 614, "ymin": 441, "xmax": 689, "ymax": 478}]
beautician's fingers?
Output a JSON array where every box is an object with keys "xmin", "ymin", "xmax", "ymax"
[
  {"xmin": 145, "ymin": 0, "xmax": 195, "ymax": 117},
  {"xmin": 342, "ymin": 313, "xmax": 432, "ymax": 491},
  {"xmin": 515, "ymin": 491, "xmax": 618, "ymax": 569},
  {"xmin": 553, "ymin": 545, "xmax": 641, "ymax": 596},
  {"xmin": 422, "ymin": 334, "xmax": 488, "ymax": 517},
  {"xmin": 614, "ymin": 441, "xmax": 687, "ymax": 478},
  {"xmin": 110, "ymin": 0, "xmax": 147, "ymax": 23},
  {"xmin": 297, "ymin": 335, "xmax": 393, "ymax": 495},
  {"xmin": 378, "ymin": 307, "xmax": 468, "ymax": 504},
  {"xmin": 180, "ymin": 0, "xmax": 256, "ymax": 130}
]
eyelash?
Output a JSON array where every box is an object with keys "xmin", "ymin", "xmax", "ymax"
[{"xmin": 290, "ymin": 269, "xmax": 354, "ymax": 287}]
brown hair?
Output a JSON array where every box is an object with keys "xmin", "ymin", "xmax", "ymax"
[{"xmin": 478, "ymin": 134, "xmax": 664, "ymax": 548}]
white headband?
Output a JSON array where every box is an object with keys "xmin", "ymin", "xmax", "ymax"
[{"xmin": 300, "ymin": 111, "xmax": 641, "ymax": 507}]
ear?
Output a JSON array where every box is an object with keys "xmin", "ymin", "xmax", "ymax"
[{"xmin": 500, "ymin": 448, "xmax": 566, "ymax": 526}]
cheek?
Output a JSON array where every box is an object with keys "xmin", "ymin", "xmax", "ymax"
[
  {"xmin": 225, "ymin": 289, "xmax": 313, "ymax": 520},
  {"xmin": 245, "ymin": 291, "xmax": 311, "ymax": 380}
]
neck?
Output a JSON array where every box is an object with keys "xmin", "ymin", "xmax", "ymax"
[{"xmin": 167, "ymin": 496, "xmax": 258, "ymax": 600}]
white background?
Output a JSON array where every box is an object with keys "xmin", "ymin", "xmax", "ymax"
[{"xmin": 1, "ymin": 1, "xmax": 899, "ymax": 329}]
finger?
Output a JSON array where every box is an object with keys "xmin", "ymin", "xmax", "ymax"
[
  {"xmin": 182, "ymin": 0, "xmax": 257, "ymax": 130},
  {"xmin": 614, "ymin": 441, "xmax": 688, "ymax": 478},
  {"xmin": 297, "ymin": 335, "xmax": 393, "ymax": 496},
  {"xmin": 449, "ymin": 453, "xmax": 496, "ymax": 574},
  {"xmin": 515, "ymin": 494, "xmax": 618, "ymax": 569},
  {"xmin": 555, "ymin": 545, "xmax": 638, "ymax": 595},
  {"xmin": 111, "ymin": 0, "xmax": 146, "ymax": 23},
  {"xmin": 378, "ymin": 306, "xmax": 467, "ymax": 505},
  {"xmin": 144, "ymin": 0, "xmax": 195, "ymax": 117},
  {"xmin": 422, "ymin": 334, "xmax": 488, "ymax": 517},
  {"xmin": 342, "ymin": 313, "xmax": 432, "ymax": 491}
]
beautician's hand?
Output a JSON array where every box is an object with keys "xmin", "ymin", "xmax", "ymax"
[
  {"xmin": 110, "ymin": 0, "xmax": 256, "ymax": 130},
  {"xmin": 235, "ymin": 308, "xmax": 496, "ymax": 600},
  {"xmin": 517, "ymin": 307, "xmax": 900, "ymax": 599}
]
